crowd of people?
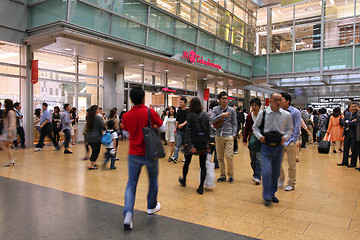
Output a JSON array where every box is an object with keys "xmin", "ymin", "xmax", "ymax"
[{"xmin": 0, "ymin": 89, "xmax": 360, "ymax": 230}]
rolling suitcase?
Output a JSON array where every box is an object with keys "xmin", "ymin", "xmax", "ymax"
[{"xmin": 318, "ymin": 134, "xmax": 331, "ymax": 154}]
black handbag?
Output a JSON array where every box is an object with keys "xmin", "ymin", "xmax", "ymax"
[
  {"xmin": 143, "ymin": 108, "xmax": 166, "ymax": 159},
  {"xmin": 264, "ymin": 131, "xmax": 283, "ymax": 147}
]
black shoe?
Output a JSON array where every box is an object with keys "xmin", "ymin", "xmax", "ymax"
[
  {"xmin": 215, "ymin": 165, "xmax": 219, "ymax": 169},
  {"xmin": 55, "ymin": 146, "xmax": 60, "ymax": 151},
  {"xmin": 229, "ymin": 177, "xmax": 234, "ymax": 183},
  {"xmin": 339, "ymin": 149, "xmax": 343, "ymax": 152},
  {"xmin": 347, "ymin": 165, "xmax": 356, "ymax": 168},
  {"xmin": 355, "ymin": 167, "xmax": 360, "ymax": 171},
  {"xmin": 110, "ymin": 167, "xmax": 116, "ymax": 170},
  {"xmin": 272, "ymin": 197, "xmax": 279, "ymax": 203},
  {"xmin": 337, "ymin": 163, "xmax": 347, "ymax": 166},
  {"xmin": 333, "ymin": 150, "xmax": 337, "ymax": 153},
  {"xmin": 178, "ymin": 177, "xmax": 186, "ymax": 187},
  {"xmin": 64, "ymin": 150, "xmax": 73, "ymax": 154},
  {"xmin": 264, "ymin": 200, "xmax": 272, "ymax": 207},
  {"xmin": 217, "ymin": 177, "xmax": 226, "ymax": 182},
  {"xmin": 196, "ymin": 187, "xmax": 204, "ymax": 195}
]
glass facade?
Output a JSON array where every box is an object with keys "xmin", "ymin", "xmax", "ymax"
[
  {"xmin": 28, "ymin": 0, "xmax": 255, "ymax": 79},
  {"xmin": 254, "ymin": 0, "xmax": 360, "ymax": 76}
]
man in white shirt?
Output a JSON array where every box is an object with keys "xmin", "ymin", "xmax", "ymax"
[{"xmin": 253, "ymin": 93, "xmax": 293, "ymax": 206}]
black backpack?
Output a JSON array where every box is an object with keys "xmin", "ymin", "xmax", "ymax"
[{"xmin": 191, "ymin": 112, "xmax": 209, "ymax": 147}]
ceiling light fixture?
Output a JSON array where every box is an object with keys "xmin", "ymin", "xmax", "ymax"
[
  {"xmin": 139, "ymin": 63, "xmax": 144, "ymax": 67},
  {"xmin": 186, "ymin": 74, "xmax": 190, "ymax": 77},
  {"xmin": 165, "ymin": 69, "xmax": 169, "ymax": 72},
  {"xmin": 65, "ymin": 48, "xmax": 73, "ymax": 51},
  {"xmin": 203, "ymin": 77, "xmax": 207, "ymax": 80},
  {"xmin": 107, "ymin": 57, "xmax": 114, "ymax": 60}
]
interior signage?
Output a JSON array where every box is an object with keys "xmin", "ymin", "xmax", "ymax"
[
  {"xmin": 319, "ymin": 97, "xmax": 360, "ymax": 103},
  {"xmin": 182, "ymin": 51, "xmax": 222, "ymax": 70},
  {"xmin": 162, "ymin": 87, "xmax": 177, "ymax": 93}
]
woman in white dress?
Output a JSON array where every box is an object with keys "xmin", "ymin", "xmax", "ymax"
[
  {"xmin": 164, "ymin": 106, "xmax": 176, "ymax": 162},
  {"xmin": 0, "ymin": 99, "xmax": 17, "ymax": 167}
]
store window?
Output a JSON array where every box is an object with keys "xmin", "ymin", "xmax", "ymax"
[
  {"xmin": 325, "ymin": 0, "xmax": 354, "ymax": 21},
  {"xmin": 177, "ymin": 2, "xmax": 199, "ymax": 25},
  {"xmin": 113, "ymin": 0, "xmax": 148, "ymax": 24},
  {"xmin": 0, "ymin": 42, "xmax": 20, "ymax": 64},
  {"xmin": 149, "ymin": 8, "xmax": 175, "ymax": 35},
  {"xmin": 144, "ymin": 70, "xmax": 163, "ymax": 85},
  {"xmin": 151, "ymin": 0, "xmax": 178, "ymax": 15},
  {"xmin": 182, "ymin": 0, "xmax": 200, "ymax": 9},
  {"xmin": 295, "ymin": 0, "xmax": 321, "ymax": 23},
  {"xmin": 78, "ymin": 84, "xmax": 102, "ymax": 120},
  {"xmin": 168, "ymin": 76, "xmax": 185, "ymax": 89},
  {"xmin": 34, "ymin": 52, "xmax": 76, "ymax": 73},
  {"xmin": 186, "ymin": 78, "xmax": 197, "ymax": 91},
  {"xmin": 325, "ymin": 18, "xmax": 355, "ymax": 47},
  {"xmin": 200, "ymin": 14, "xmax": 217, "ymax": 34},
  {"xmin": 175, "ymin": 21, "xmax": 198, "ymax": 43},
  {"xmin": 295, "ymin": 23, "xmax": 321, "ymax": 50},
  {"xmin": 271, "ymin": 5, "xmax": 293, "ymax": 53},
  {"xmin": 79, "ymin": 59, "xmax": 98, "ymax": 76},
  {"xmin": 125, "ymin": 67, "xmax": 142, "ymax": 83},
  {"xmin": 247, "ymin": 0, "xmax": 257, "ymax": 18},
  {"xmin": 0, "ymin": 76, "xmax": 20, "ymax": 102},
  {"xmin": 201, "ymin": 0, "xmax": 219, "ymax": 20},
  {"xmin": 234, "ymin": 4, "xmax": 246, "ymax": 21}
]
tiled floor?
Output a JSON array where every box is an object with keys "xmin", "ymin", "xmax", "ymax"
[{"xmin": 0, "ymin": 141, "xmax": 359, "ymax": 239}]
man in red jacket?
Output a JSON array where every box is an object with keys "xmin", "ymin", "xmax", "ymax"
[
  {"xmin": 121, "ymin": 87, "xmax": 166, "ymax": 230},
  {"xmin": 243, "ymin": 98, "xmax": 262, "ymax": 185}
]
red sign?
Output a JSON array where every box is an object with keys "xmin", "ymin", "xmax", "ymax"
[
  {"xmin": 182, "ymin": 51, "xmax": 222, "ymax": 70},
  {"xmin": 31, "ymin": 60, "xmax": 38, "ymax": 84},
  {"xmin": 228, "ymin": 97, "xmax": 235, "ymax": 100},
  {"xmin": 265, "ymin": 98, "xmax": 270, "ymax": 106},
  {"xmin": 162, "ymin": 87, "xmax": 177, "ymax": 93},
  {"xmin": 203, "ymin": 89, "xmax": 209, "ymax": 101}
]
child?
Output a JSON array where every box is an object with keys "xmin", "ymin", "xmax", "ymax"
[{"xmin": 103, "ymin": 120, "xmax": 118, "ymax": 170}]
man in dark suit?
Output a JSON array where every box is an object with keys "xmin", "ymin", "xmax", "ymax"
[{"xmin": 338, "ymin": 102, "xmax": 358, "ymax": 167}]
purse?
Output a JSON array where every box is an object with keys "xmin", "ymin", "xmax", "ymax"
[
  {"xmin": 264, "ymin": 131, "xmax": 283, "ymax": 147},
  {"xmin": 213, "ymin": 118, "xmax": 223, "ymax": 130},
  {"xmin": 143, "ymin": 108, "xmax": 166, "ymax": 159}
]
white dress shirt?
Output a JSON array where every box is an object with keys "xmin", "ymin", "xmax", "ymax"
[{"xmin": 252, "ymin": 107, "xmax": 294, "ymax": 141}]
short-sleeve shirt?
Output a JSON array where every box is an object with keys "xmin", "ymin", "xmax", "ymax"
[
  {"xmin": 40, "ymin": 109, "xmax": 51, "ymax": 125},
  {"xmin": 106, "ymin": 130, "xmax": 118, "ymax": 149},
  {"xmin": 122, "ymin": 104, "xmax": 163, "ymax": 156},
  {"xmin": 176, "ymin": 108, "xmax": 188, "ymax": 132}
]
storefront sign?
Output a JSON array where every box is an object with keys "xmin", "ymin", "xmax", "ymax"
[
  {"xmin": 281, "ymin": 0, "xmax": 309, "ymax": 7},
  {"xmin": 319, "ymin": 97, "xmax": 360, "ymax": 103},
  {"xmin": 203, "ymin": 89, "xmax": 209, "ymax": 101},
  {"xmin": 31, "ymin": 60, "xmax": 38, "ymax": 84},
  {"xmin": 162, "ymin": 87, "xmax": 177, "ymax": 93},
  {"xmin": 182, "ymin": 51, "xmax": 222, "ymax": 70}
]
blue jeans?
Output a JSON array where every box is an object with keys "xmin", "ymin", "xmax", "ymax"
[
  {"xmin": 104, "ymin": 148, "xmax": 116, "ymax": 169},
  {"xmin": 261, "ymin": 144, "xmax": 284, "ymax": 201},
  {"xmin": 173, "ymin": 131, "xmax": 185, "ymax": 159},
  {"xmin": 249, "ymin": 149, "xmax": 262, "ymax": 180},
  {"xmin": 123, "ymin": 155, "xmax": 159, "ymax": 216}
]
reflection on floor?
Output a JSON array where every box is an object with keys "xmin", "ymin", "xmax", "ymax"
[
  {"xmin": 0, "ymin": 141, "xmax": 359, "ymax": 239},
  {"xmin": 0, "ymin": 176, "xmax": 251, "ymax": 239}
]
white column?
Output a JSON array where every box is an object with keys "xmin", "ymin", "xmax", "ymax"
[{"xmin": 197, "ymin": 79, "xmax": 207, "ymax": 109}]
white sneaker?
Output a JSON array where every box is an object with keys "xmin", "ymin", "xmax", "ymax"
[
  {"xmin": 234, "ymin": 151, "xmax": 238, "ymax": 154},
  {"xmin": 123, "ymin": 212, "xmax": 133, "ymax": 230},
  {"xmin": 284, "ymin": 185, "xmax": 295, "ymax": 191},
  {"xmin": 254, "ymin": 178, "xmax": 261, "ymax": 184},
  {"xmin": 182, "ymin": 159, "xmax": 185, "ymax": 162},
  {"xmin": 147, "ymin": 202, "xmax": 161, "ymax": 215},
  {"xmin": 278, "ymin": 180, "xmax": 284, "ymax": 189},
  {"xmin": 34, "ymin": 148, "xmax": 42, "ymax": 152}
]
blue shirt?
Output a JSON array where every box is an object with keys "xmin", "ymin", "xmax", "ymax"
[
  {"xmin": 284, "ymin": 106, "xmax": 301, "ymax": 146},
  {"xmin": 40, "ymin": 109, "xmax": 51, "ymax": 125},
  {"xmin": 61, "ymin": 111, "xmax": 72, "ymax": 131}
]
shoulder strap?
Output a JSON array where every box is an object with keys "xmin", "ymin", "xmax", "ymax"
[
  {"xmin": 148, "ymin": 108, "xmax": 151, "ymax": 128},
  {"xmin": 260, "ymin": 110, "xmax": 266, "ymax": 134}
]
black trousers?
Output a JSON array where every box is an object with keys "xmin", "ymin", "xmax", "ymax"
[
  {"xmin": 13, "ymin": 126, "xmax": 25, "ymax": 147},
  {"xmin": 341, "ymin": 131, "xmax": 358, "ymax": 166},
  {"xmin": 182, "ymin": 153, "xmax": 207, "ymax": 188},
  {"xmin": 301, "ymin": 128, "xmax": 308, "ymax": 147},
  {"xmin": 35, "ymin": 124, "xmax": 58, "ymax": 148},
  {"xmin": 53, "ymin": 126, "xmax": 60, "ymax": 143},
  {"xmin": 63, "ymin": 129, "xmax": 71, "ymax": 149},
  {"xmin": 89, "ymin": 142, "xmax": 101, "ymax": 162}
]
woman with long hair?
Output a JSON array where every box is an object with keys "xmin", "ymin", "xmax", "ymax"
[
  {"xmin": 164, "ymin": 106, "xmax": 176, "ymax": 162},
  {"xmin": 0, "ymin": 99, "xmax": 17, "ymax": 167},
  {"xmin": 52, "ymin": 106, "xmax": 61, "ymax": 144},
  {"xmin": 179, "ymin": 98, "xmax": 210, "ymax": 195},
  {"xmin": 70, "ymin": 107, "xmax": 79, "ymax": 145},
  {"xmin": 86, "ymin": 105, "xmax": 105, "ymax": 170},
  {"xmin": 327, "ymin": 107, "xmax": 344, "ymax": 153},
  {"xmin": 34, "ymin": 108, "xmax": 41, "ymax": 133}
]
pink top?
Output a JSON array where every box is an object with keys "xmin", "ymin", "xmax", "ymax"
[{"xmin": 3, "ymin": 110, "xmax": 16, "ymax": 131}]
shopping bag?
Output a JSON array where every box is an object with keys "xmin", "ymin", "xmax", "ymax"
[{"xmin": 200, "ymin": 153, "xmax": 216, "ymax": 188}]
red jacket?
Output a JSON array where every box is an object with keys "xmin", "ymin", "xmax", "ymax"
[{"xmin": 243, "ymin": 112, "xmax": 254, "ymax": 144}]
